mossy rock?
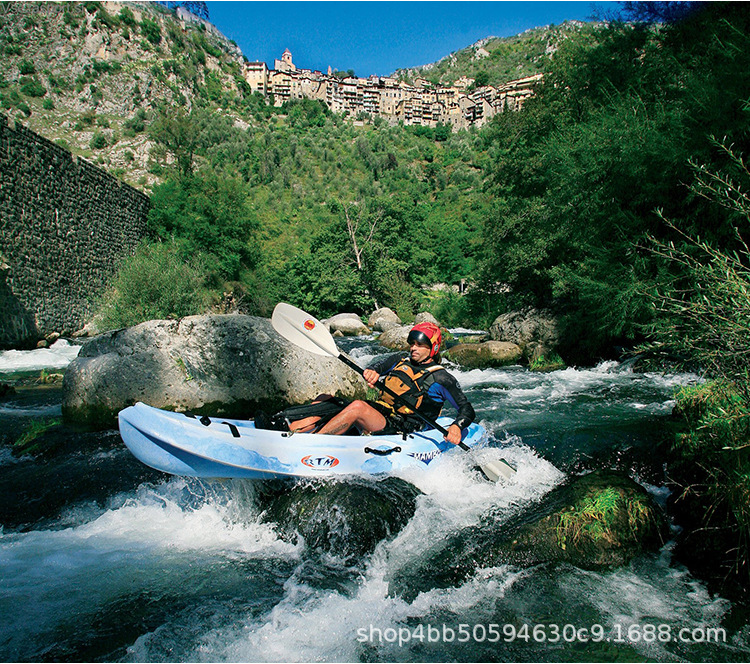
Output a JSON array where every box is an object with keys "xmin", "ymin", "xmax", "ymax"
[
  {"xmin": 445, "ymin": 341, "xmax": 523, "ymax": 368},
  {"xmin": 258, "ymin": 476, "xmax": 423, "ymax": 560},
  {"xmin": 388, "ymin": 470, "xmax": 667, "ymax": 600},
  {"xmin": 506, "ymin": 471, "xmax": 666, "ymax": 568}
]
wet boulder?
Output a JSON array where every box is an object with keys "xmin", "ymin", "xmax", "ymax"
[
  {"xmin": 368, "ymin": 308, "xmax": 401, "ymax": 332},
  {"xmin": 62, "ymin": 314, "xmax": 367, "ymax": 428},
  {"xmin": 258, "ymin": 477, "xmax": 423, "ymax": 559},
  {"xmin": 378, "ymin": 324, "xmax": 412, "ymax": 351},
  {"xmin": 445, "ymin": 340, "xmax": 523, "ymax": 368},
  {"xmin": 325, "ymin": 313, "xmax": 370, "ymax": 336},
  {"xmin": 414, "ymin": 312, "xmax": 440, "ymax": 326},
  {"xmin": 490, "ymin": 308, "xmax": 560, "ymax": 363},
  {"xmin": 388, "ymin": 471, "xmax": 667, "ymax": 599},
  {"xmin": 378, "ymin": 313, "xmax": 444, "ymax": 352}
]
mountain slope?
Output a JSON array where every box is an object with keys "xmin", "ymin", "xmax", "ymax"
[
  {"xmin": 396, "ymin": 21, "xmax": 596, "ymax": 87},
  {"xmin": 0, "ymin": 1, "xmax": 252, "ymax": 188}
]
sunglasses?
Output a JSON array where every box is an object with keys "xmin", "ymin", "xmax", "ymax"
[{"xmin": 407, "ymin": 331, "xmax": 432, "ymax": 347}]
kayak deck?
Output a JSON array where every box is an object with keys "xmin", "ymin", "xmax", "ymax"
[{"xmin": 118, "ymin": 402, "xmax": 487, "ymax": 479}]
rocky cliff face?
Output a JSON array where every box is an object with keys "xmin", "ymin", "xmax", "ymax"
[{"xmin": 0, "ymin": 1, "xmax": 248, "ymax": 189}]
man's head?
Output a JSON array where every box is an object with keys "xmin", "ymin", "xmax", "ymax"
[{"xmin": 407, "ymin": 322, "xmax": 442, "ymax": 360}]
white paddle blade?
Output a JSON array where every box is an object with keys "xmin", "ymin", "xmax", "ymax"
[
  {"xmin": 271, "ymin": 303, "xmax": 340, "ymax": 358},
  {"xmin": 481, "ymin": 458, "xmax": 517, "ymax": 482}
]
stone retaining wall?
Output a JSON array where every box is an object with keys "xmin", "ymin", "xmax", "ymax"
[{"xmin": 0, "ymin": 114, "xmax": 150, "ymax": 347}]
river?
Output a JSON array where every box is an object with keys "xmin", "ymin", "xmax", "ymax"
[{"xmin": 1, "ymin": 336, "xmax": 749, "ymax": 662}]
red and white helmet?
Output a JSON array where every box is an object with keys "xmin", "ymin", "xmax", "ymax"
[{"xmin": 407, "ymin": 322, "xmax": 442, "ymax": 357}]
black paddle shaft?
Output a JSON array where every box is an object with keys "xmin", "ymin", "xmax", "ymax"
[{"xmin": 337, "ymin": 353, "xmax": 471, "ymax": 450}]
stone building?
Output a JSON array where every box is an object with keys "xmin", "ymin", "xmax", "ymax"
[{"xmin": 246, "ymin": 49, "xmax": 542, "ymax": 130}]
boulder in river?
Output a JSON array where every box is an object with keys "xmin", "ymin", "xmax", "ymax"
[
  {"xmin": 368, "ymin": 308, "xmax": 401, "ymax": 332},
  {"xmin": 490, "ymin": 308, "xmax": 560, "ymax": 363},
  {"xmin": 445, "ymin": 340, "xmax": 523, "ymax": 368},
  {"xmin": 324, "ymin": 313, "xmax": 370, "ymax": 336},
  {"xmin": 377, "ymin": 324, "xmax": 412, "ymax": 351},
  {"xmin": 258, "ymin": 477, "xmax": 423, "ymax": 560},
  {"xmin": 378, "ymin": 314, "xmax": 445, "ymax": 352},
  {"xmin": 388, "ymin": 470, "xmax": 667, "ymax": 599},
  {"xmin": 62, "ymin": 314, "xmax": 367, "ymax": 428}
]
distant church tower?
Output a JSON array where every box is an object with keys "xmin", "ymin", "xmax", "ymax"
[{"xmin": 274, "ymin": 48, "xmax": 296, "ymax": 73}]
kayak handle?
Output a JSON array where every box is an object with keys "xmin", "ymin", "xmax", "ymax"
[{"xmin": 364, "ymin": 446, "xmax": 402, "ymax": 456}]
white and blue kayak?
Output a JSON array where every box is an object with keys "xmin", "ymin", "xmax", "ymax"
[{"xmin": 118, "ymin": 401, "xmax": 488, "ymax": 480}]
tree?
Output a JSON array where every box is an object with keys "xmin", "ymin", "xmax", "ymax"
[
  {"xmin": 148, "ymin": 170, "xmax": 260, "ymax": 282},
  {"xmin": 149, "ymin": 107, "xmax": 199, "ymax": 178}
]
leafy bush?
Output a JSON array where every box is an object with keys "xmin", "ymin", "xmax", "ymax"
[
  {"xmin": 19, "ymin": 76, "xmax": 46, "ymax": 97},
  {"xmin": 96, "ymin": 240, "xmax": 209, "ymax": 330},
  {"xmin": 643, "ymin": 146, "xmax": 750, "ymax": 395},
  {"xmin": 118, "ymin": 6, "xmax": 137, "ymax": 28},
  {"xmin": 90, "ymin": 131, "xmax": 107, "ymax": 149},
  {"xmin": 148, "ymin": 170, "xmax": 260, "ymax": 281},
  {"xmin": 140, "ymin": 17, "xmax": 161, "ymax": 45},
  {"xmin": 18, "ymin": 59, "xmax": 35, "ymax": 75}
]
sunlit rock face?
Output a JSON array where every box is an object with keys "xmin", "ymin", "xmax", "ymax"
[{"xmin": 62, "ymin": 314, "xmax": 366, "ymax": 427}]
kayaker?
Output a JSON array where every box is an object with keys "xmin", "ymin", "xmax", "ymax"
[{"xmin": 297, "ymin": 322, "xmax": 475, "ymax": 445}]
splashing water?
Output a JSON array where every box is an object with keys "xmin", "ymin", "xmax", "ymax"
[{"xmin": 1, "ymin": 335, "xmax": 746, "ymax": 662}]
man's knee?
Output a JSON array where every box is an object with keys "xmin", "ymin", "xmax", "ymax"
[{"xmin": 349, "ymin": 400, "xmax": 371, "ymax": 414}]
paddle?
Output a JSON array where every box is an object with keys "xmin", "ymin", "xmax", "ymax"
[{"xmin": 271, "ymin": 302, "xmax": 516, "ymax": 482}]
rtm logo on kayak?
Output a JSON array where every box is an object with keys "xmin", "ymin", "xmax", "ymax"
[
  {"xmin": 301, "ymin": 454, "xmax": 340, "ymax": 469},
  {"xmin": 408, "ymin": 450, "xmax": 441, "ymax": 465},
  {"xmin": 303, "ymin": 319, "xmax": 316, "ymax": 330}
]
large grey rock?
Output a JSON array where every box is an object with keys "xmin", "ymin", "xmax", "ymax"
[
  {"xmin": 489, "ymin": 308, "xmax": 560, "ymax": 362},
  {"xmin": 62, "ymin": 314, "xmax": 367, "ymax": 428},
  {"xmin": 378, "ymin": 324, "xmax": 412, "ymax": 351},
  {"xmin": 446, "ymin": 340, "xmax": 523, "ymax": 368},
  {"xmin": 414, "ymin": 311, "xmax": 440, "ymax": 326},
  {"xmin": 368, "ymin": 307, "xmax": 401, "ymax": 332},
  {"xmin": 324, "ymin": 313, "xmax": 370, "ymax": 336}
]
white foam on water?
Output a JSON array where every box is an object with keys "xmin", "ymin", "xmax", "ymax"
[
  {"xmin": 0, "ymin": 477, "xmax": 299, "ymax": 650},
  {"xmin": 560, "ymin": 550, "xmax": 739, "ymax": 660},
  {"xmin": 129, "ymin": 545, "xmax": 530, "ymax": 663},
  {"xmin": 0, "ymin": 339, "xmax": 81, "ymax": 373},
  {"xmin": 380, "ymin": 436, "xmax": 562, "ymax": 582},
  {"xmin": 127, "ymin": 436, "xmax": 563, "ymax": 663}
]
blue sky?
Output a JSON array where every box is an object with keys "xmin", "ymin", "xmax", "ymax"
[{"xmin": 208, "ymin": 1, "xmax": 612, "ymax": 77}]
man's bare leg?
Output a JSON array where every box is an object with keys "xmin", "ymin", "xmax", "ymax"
[{"xmin": 317, "ymin": 400, "xmax": 387, "ymax": 435}]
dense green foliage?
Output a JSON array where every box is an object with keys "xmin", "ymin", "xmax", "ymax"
[
  {"xmin": 479, "ymin": 2, "xmax": 750, "ymax": 360},
  {"xmin": 96, "ymin": 241, "xmax": 209, "ymax": 330},
  {"xmin": 139, "ymin": 98, "xmax": 490, "ymax": 320},
  {"xmin": 670, "ymin": 381, "xmax": 750, "ymax": 586}
]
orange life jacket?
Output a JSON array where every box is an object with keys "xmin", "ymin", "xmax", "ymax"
[{"xmin": 376, "ymin": 358, "xmax": 446, "ymax": 416}]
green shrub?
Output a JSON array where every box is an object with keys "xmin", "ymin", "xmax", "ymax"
[
  {"xmin": 90, "ymin": 131, "xmax": 107, "ymax": 149},
  {"xmin": 20, "ymin": 76, "xmax": 46, "ymax": 97},
  {"xmin": 18, "ymin": 59, "xmax": 36, "ymax": 75},
  {"xmin": 96, "ymin": 240, "xmax": 209, "ymax": 330},
  {"xmin": 140, "ymin": 17, "xmax": 161, "ymax": 45},
  {"xmin": 119, "ymin": 6, "xmax": 136, "ymax": 28}
]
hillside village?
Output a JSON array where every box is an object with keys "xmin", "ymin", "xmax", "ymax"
[{"xmin": 244, "ymin": 48, "xmax": 542, "ymax": 130}]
